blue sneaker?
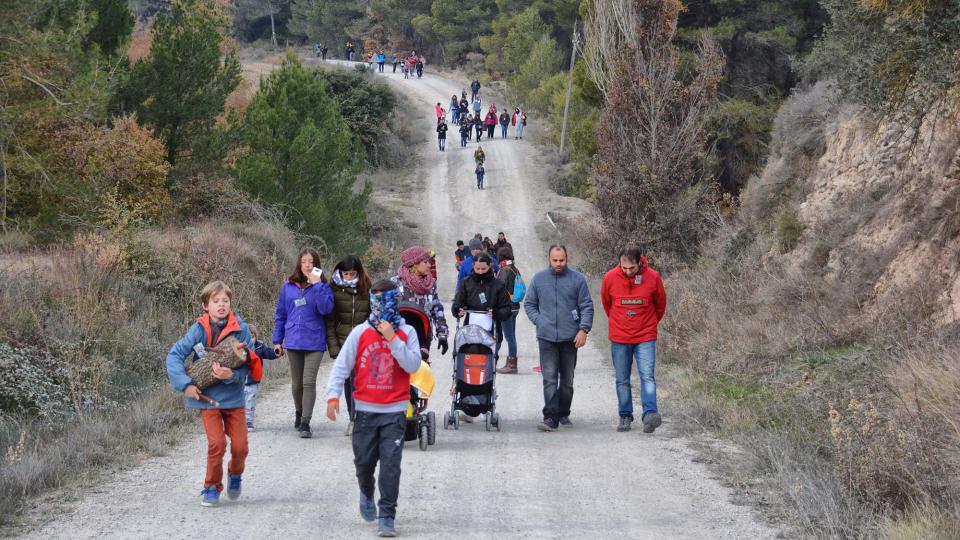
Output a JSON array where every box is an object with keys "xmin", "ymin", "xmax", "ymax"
[
  {"xmin": 227, "ymin": 475, "xmax": 242, "ymax": 500},
  {"xmin": 200, "ymin": 486, "xmax": 220, "ymax": 507},
  {"xmin": 359, "ymin": 493, "xmax": 376, "ymax": 522},
  {"xmin": 377, "ymin": 516, "xmax": 397, "ymax": 537}
]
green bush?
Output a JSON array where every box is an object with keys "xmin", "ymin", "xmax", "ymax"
[
  {"xmin": 315, "ymin": 69, "xmax": 398, "ymax": 167},
  {"xmin": 776, "ymin": 206, "xmax": 804, "ymax": 253}
]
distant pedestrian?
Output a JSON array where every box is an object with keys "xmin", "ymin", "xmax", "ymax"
[
  {"xmin": 499, "ymin": 110, "xmax": 510, "ymax": 138},
  {"xmin": 601, "ymin": 245, "xmax": 666, "ymax": 434},
  {"xmin": 450, "ymin": 94, "xmax": 460, "ymax": 123},
  {"xmin": 494, "ymin": 232, "xmax": 512, "ymax": 254},
  {"xmin": 473, "ymin": 145, "xmax": 485, "ymax": 166},
  {"xmin": 392, "ymin": 54, "xmax": 399, "ymax": 72},
  {"xmin": 459, "ymin": 116, "xmax": 471, "ymax": 148},
  {"xmin": 435, "ymin": 102, "xmax": 445, "ymax": 123},
  {"xmin": 524, "ymin": 245, "xmax": 594, "ymax": 432},
  {"xmin": 484, "ymin": 110, "xmax": 497, "ymax": 139},
  {"xmin": 402, "ymin": 61, "xmax": 409, "ymax": 79},
  {"xmin": 470, "ymin": 79, "xmax": 481, "ymax": 102},
  {"xmin": 377, "ymin": 50, "xmax": 386, "ymax": 72},
  {"xmin": 314, "ymin": 43, "xmax": 321, "ymax": 58},
  {"xmin": 495, "ymin": 246, "xmax": 524, "ymax": 374},
  {"xmin": 475, "ymin": 163, "xmax": 485, "ymax": 190},
  {"xmin": 436, "ymin": 117, "xmax": 448, "ymax": 152},
  {"xmin": 459, "ymin": 96, "xmax": 469, "ymax": 122},
  {"xmin": 512, "ymin": 107, "xmax": 526, "ymax": 139},
  {"xmin": 345, "ymin": 41, "xmax": 355, "ymax": 61},
  {"xmin": 321, "ymin": 44, "xmax": 328, "ymax": 60},
  {"xmin": 416, "ymin": 56, "xmax": 424, "ymax": 78},
  {"xmin": 473, "ymin": 114, "xmax": 484, "ymax": 142},
  {"xmin": 472, "ymin": 95, "xmax": 482, "ymax": 116},
  {"xmin": 454, "ymin": 240, "xmax": 469, "ymax": 272}
]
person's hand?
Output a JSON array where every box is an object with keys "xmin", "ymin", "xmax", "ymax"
[
  {"xmin": 211, "ymin": 362, "xmax": 233, "ymax": 380},
  {"xmin": 273, "ymin": 344, "xmax": 284, "ymax": 356},
  {"xmin": 573, "ymin": 330, "xmax": 589, "ymax": 349},
  {"xmin": 377, "ymin": 320, "xmax": 396, "ymax": 341},
  {"xmin": 232, "ymin": 341, "xmax": 247, "ymax": 360},
  {"xmin": 183, "ymin": 385, "xmax": 201, "ymax": 400},
  {"xmin": 326, "ymin": 399, "xmax": 339, "ymax": 421},
  {"xmin": 307, "ymin": 269, "xmax": 323, "ymax": 284},
  {"xmin": 438, "ymin": 338, "xmax": 448, "ymax": 355}
]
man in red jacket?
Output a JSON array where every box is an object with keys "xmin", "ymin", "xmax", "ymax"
[{"xmin": 601, "ymin": 245, "xmax": 667, "ymax": 433}]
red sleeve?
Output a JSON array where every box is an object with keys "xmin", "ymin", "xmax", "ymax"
[
  {"xmin": 601, "ymin": 275, "xmax": 613, "ymax": 316},
  {"xmin": 654, "ymin": 275, "xmax": 667, "ymax": 322}
]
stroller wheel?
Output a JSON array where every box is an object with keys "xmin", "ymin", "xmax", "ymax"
[
  {"xmin": 494, "ymin": 413, "xmax": 502, "ymax": 432},
  {"xmin": 419, "ymin": 423, "xmax": 429, "ymax": 451},
  {"xmin": 453, "ymin": 411, "xmax": 460, "ymax": 430},
  {"xmin": 484, "ymin": 413, "xmax": 492, "ymax": 432},
  {"xmin": 427, "ymin": 411, "xmax": 437, "ymax": 445},
  {"xmin": 443, "ymin": 411, "xmax": 450, "ymax": 430}
]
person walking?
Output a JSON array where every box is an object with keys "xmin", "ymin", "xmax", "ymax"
[
  {"xmin": 436, "ymin": 117, "xmax": 448, "ymax": 152},
  {"xmin": 472, "ymin": 95, "xmax": 482, "ymax": 117},
  {"xmin": 512, "ymin": 107, "xmax": 526, "ymax": 139},
  {"xmin": 326, "ymin": 255, "xmax": 373, "ymax": 437},
  {"xmin": 473, "ymin": 145, "xmax": 485, "ymax": 167},
  {"xmin": 470, "ymin": 79, "xmax": 481, "ymax": 102},
  {"xmin": 272, "ymin": 248, "xmax": 335, "ymax": 438},
  {"xmin": 401, "ymin": 61, "xmax": 409, "ymax": 79},
  {"xmin": 453, "ymin": 240, "xmax": 469, "ymax": 272},
  {"xmin": 484, "ymin": 109, "xmax": 497, "ymax": 140},
  {"xmin": 324, "ymin": 280, "xmax": 422, "ymax": 537},
  {"xmin": 499, "ymin": 110, "xmax": 510, "ymax": 138},
  {"xmin": 601, "ymin": 245, "xmax": 667, "ymax": 434},
  {"xmin": 346, "ymin": 41, "xmax": 355, "ymax": 61},
  {"xmin": 473, "ymin": 114, "xmax": 484, "ymax": 142},
  {"xmin": 391, "ymin": 54, "xmax": 398, "ymax": 72},
  {"xmin": 459, "ymin": 96, "xmax": 469, "ymax": 122},
  {"xmin": 366, "ymin": 51, "xmax": 374, "ymax": 69},
  {"xmin": 391, "ymin": 246, "xmax": 450, "ymax": 362},
  {"xmin": 321, "ymin": 44, "xmax": 328, "ymax": 60},
  {"xmin": 377, "ymin": 50, "xmax": 386, "ymax": 72},
  {"xmin": 495, "ymin": 246, "xmax": 523, "ymax": 374},
  {"xmin": 459, "ymin": 115, "xmax": 471, "ymax": 148},
  {"xmin": 494, "ymin": 232, "xmax": 512, "ymax": 253},
  {"xmin": 523, "ymin": 245, "xmax": 594, "ymax": 432},
  {"xmin": 475, "ymin": 163, "xmax": 485, "ymax": 190},
  {"xmin": 415, "ymin": 56, "xmax": 424, "ymax": 78},
  {"xmin": 434, "ymin": 102, "xmax": 445, "ymax": 123},
  {"xmin": 450, "ymin": 94, "xmax": 460, "ymax": 123},
  {"xmin": 314, "ymin": 43, "xmax": 321, "ymax": 58},
  {"xmin": 457, "ymin": 238, "xmax": 499, "ymax": 289}
]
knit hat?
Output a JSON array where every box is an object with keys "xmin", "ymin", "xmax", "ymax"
[
  {"xmin": 401, "ymin": 246, "xmax": 431, "ymax": 267},
  {"xmin": 468, "ymin": 239, "xmax": 483, "ymax": 250}
]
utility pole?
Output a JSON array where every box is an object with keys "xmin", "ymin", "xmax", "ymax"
[{"xmin": 558, "ymin": 19, "xmax": 579, "ymax": 158}]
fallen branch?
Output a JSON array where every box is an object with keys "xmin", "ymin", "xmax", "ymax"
[{"xmin": 20, "ymin": 73, "xmax": 72, "ymax": 106}]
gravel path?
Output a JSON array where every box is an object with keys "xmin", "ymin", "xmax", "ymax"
[{"xmin": 21, "ymin": 62, "xmax": 776, "ymax": 540}]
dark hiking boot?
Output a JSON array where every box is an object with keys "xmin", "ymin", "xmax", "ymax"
[
  {"xmin": 298, "ymin": 421, "xmax": 312, "ymax": 438},
  {"xmin": 496, "ymin": 356, "xmax": 518, "ymax": 374},
  {"xmin": 378, "ymin": 516, "xmax": 397, "ymax": 537},
  {"xmin": 294, "ymin": 410, "xmax": 302, "ymax": 430},
  {"xmin": 537, "ymin": 417, "xmax": 558, "ymax": 432},
  {"xmin": 359, "ymin": 493, "xmax": 376, "ymax": 522},
  {"xmin": 617, "ymin": 416, "xmax": 632, "ymax": 432},
  {"xmin": 559, "ymin": 417, "xmax": 573, "ymax": 428},
  {"xmin": 642, "ymin": 412, "xmax": 662, "ymax": 434}
]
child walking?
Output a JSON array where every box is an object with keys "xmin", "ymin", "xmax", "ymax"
[
  {"xmin": 475, "ymin": 163, "xmax": 485, "ymax": 190},
  {"xmin": 243, "ymin": 325, "xmax": 280, "ymax": 432},
  {"xmin": 166, "ymin": 281, "xmax": 262, "ymax": 507},
  {"xmin": 325, "ymin": 280, "xmax": 422, "ymax": 537}
]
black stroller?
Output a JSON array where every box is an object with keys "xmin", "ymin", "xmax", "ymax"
[
  {"xmin": 443, "ymin": 313, "xmax": 502, "ymax": 431},
  {"xmin": 399, "ymin": 301, "xmax": 437, "ymax": 450}
]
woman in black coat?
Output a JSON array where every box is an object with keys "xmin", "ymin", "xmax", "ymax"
[{"xmin": 452, "ymin": 252, "xmax": 512, "ymax": 325}]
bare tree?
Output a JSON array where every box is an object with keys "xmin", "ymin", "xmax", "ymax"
[{"xmin": 582, "ymin": 0, "xmax": 723, "ymax": 258}]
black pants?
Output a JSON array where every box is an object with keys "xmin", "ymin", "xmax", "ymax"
[
  {"xmin": 486, "ymin": 125, "xmax": 495, "ymax": 138},
  {"xmin": 344, "ymin": 375, "xmax": 356, "ymax": 421},
  {"xmin": 378, "ymin": 62, "xmax": 384, "ymax": 72},
  {"xmin": 538, "ymin": 339, "xmax": 578, "ymax": 421},
  {"xmin": 392, "ymin": 62, "xmax": 397, "ymax": 72},
  {"xmin": 475, "ymin": 129, "xmax": 482, "ymax": 142},
  {"xmin": 353, "ymin": 411, "xmax": 406, "ymax": 518}
]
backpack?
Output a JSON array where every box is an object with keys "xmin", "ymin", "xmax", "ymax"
[{"xmin": 508, "ymin": 267, "xmax": 526, "ymax": 303}]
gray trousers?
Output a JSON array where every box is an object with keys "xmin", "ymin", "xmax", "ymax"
[
  {"xmin": 352, "ymin": 411, "xmax": 406, "ymax": 518},
  {"xmin": 243, "ymin": 383, "xmax": 259, "ymax": 425},
  {"xmin": 287, "ymin": 349, "xmax": 324, "ymax": 423}
]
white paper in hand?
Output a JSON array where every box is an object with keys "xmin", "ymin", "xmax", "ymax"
[{"xmin": 466, "ymin": 311, "xmax": 494, "ymax": 332}]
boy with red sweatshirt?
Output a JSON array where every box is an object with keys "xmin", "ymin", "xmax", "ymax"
[
  {"xmin": 601, "ymin": 245, "xmax": 667, "ymax": 434},
  {"xmin": 166, "ymin": 281, "xmax": 262, "ymax": 506},
  {"xmin": 325, "ymin": 280, "xmax": 421, "ymax": 538}
]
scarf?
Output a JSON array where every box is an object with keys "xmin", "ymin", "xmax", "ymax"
[
  {"xmin": 332, "ymin": 269, "xmax": 359, "ymax": 289},
  {"xmin": 368, "ymin": 288, "xmax": 404, "ymax": 330},
  {"xmin": 397, "ymin": 264, "xmax": 435, "ymax": 296}
]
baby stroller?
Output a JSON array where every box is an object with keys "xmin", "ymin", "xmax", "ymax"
[
  {"xmin": 400, "ymin": 301, "xmax": 437, "ymax": 450},
  {"xmin": 444, "ymin": 312, "xmax": 502, "ymax": 431}
]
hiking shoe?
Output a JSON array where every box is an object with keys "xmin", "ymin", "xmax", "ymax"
[
  {"xmin": 294, "ymin": 410, "xmax": 302, "ymax": 430},
  {"xmin": 378, "ymin": 516, "xmax": 397, "ymax": 537},
  {"xmin": 298, "ymin": 421, "xmax": 312, "ymax": 438},
  {"xmin": 345, "ymin": 420, "xmax": 354, "ymax": 437},
  {"xmin": 200, "ymin": 486, "xmax": 220, "ymax": 507},
  {"xmin": 617, "ymin": 416, "xmax": 632, "ymax": 432},
  {"xmin": 559, "ymin": 417, "xmax": 573, "ymax": 428},
  {"xmin": 642, "ymin": 412, "xmax": 662, "ymax": 434},
  {"xmin": 226, "ymin": 475, "xmax": 242, "ymax": 500},
  {"xmin": 359, "ymin": 493, "xmax": 376, "ymax": 522},
  {"xmin": 537, "ymin": 418, "xmax": 558, "ymax": 432}
]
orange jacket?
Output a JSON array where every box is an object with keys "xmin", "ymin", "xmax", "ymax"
[{"xmin": 600, "ymin": 257, "xmax": 666, "ymax": 343}]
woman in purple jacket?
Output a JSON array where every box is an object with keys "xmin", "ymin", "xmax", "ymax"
[{"xmin": 272, "ymin": 248, "xmax": 334, "ymax": 438}]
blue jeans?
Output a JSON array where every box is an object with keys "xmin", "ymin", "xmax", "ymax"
[
  {"xmin": 495, "ymin": 311, "xmax": 518, "ymax": 358},
  {"xmin": 500, "ymin": 124, "xmax": 508, "ymax": 138},
  {"xmin": 611, "ymin": 341, "xmax": 657, "ymax": 420}
]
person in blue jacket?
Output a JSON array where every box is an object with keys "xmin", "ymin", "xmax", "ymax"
[
  {"xmin": 272, "ymin": 247, "xmax": 334, "ymax": 438},
  {"xmin": 377, "ymin": 50, "xmax": 386, "ymax": 72},
  {"xmin": 166, "ymin": 280, "xmax": 261, "ymax": 507},
  {"xmin": 457, "ymin": 238, "xmax": 498, "ymax": 288}
]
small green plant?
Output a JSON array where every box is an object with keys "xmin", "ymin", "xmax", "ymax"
[{"xmin": 777, "ymin": 206, "xmax": 804, "ymax": 253}]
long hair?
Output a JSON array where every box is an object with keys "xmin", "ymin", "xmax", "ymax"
[
  {"xmin": 288, "ymin": 248, "xmax": 322, "ymax": 284},
  {"xmin": 334, "ymin": 254, "xmax": 372, "ymax": 295}
]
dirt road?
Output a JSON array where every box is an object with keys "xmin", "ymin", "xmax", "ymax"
[{"xmin": 22, "ymin": 62, "xmax": 775, "ymax": 539}]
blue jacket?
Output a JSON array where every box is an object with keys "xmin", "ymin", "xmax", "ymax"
[
  {"xmin": 523, "ymin": 266, "xmax": 594, "ymax": 342},
  {"xmin": 377, "ymin": 53, "xmax": 386, "ymax": 63},
  {"xmin": 166, "ymin": 312, "xmax": 253, "ymax": 410},
  {"xmin": 245, "ymin": 340, "xmax": 278, "ymax": 385},
  {"xmin": 272, "ymin": 280, "xmax": 335, "ymax": 351},
  {"xmin": 457, "ymin": 254, "xmax": 498, "ymax": 289}
]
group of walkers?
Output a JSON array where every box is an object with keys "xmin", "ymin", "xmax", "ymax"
[
  {"xmin": 317, "ymin": 41, "xmax": 426, "ymax": 79},
  {"xmin": 166, "ymin": 226, "xmax": 666, "ymax": 538}
]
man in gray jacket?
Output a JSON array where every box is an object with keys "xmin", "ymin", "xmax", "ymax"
[{"xmin": 524, "ymin": 245, "xmax": 594, "ymax": 431}]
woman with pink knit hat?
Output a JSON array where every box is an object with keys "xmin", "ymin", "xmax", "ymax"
[{"xmin": 390, "ymin": 246, "xmax": 450, "ymax": 361}]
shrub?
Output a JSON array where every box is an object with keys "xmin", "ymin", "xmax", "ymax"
[{"xmin": 776, "ymin": 206, "xmax": 804, "ymax": 253}]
